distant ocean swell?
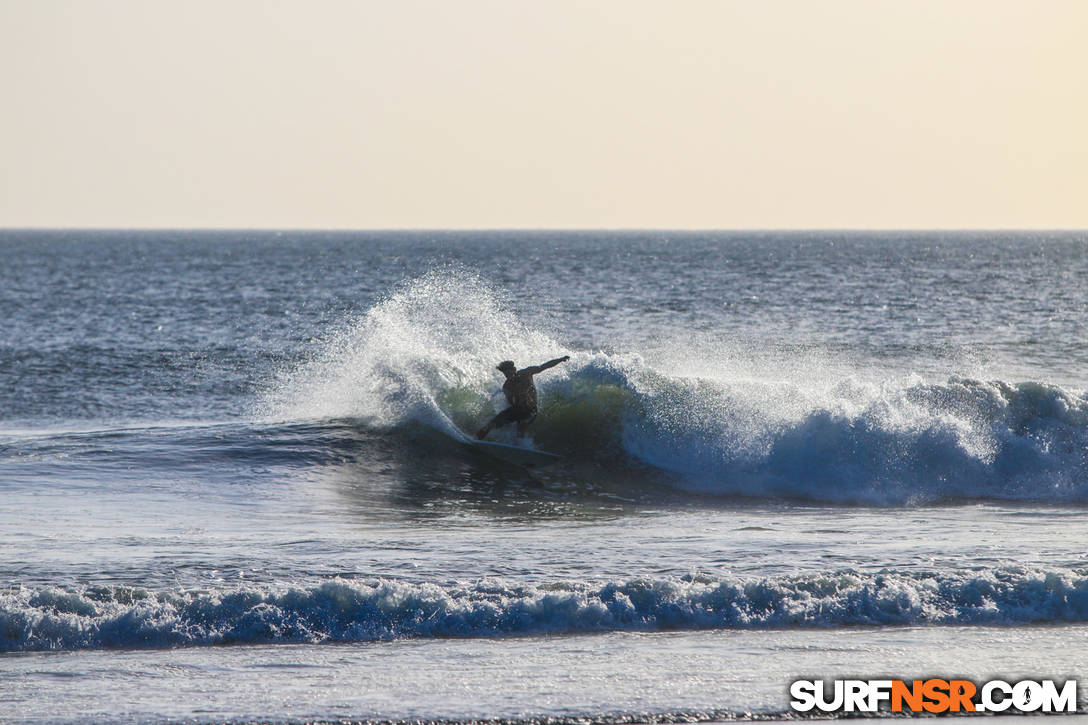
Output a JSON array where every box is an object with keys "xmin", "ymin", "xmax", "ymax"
[
  {"xmin": 4, "ymin": 568, "xmax": 1087, "ymax": 652},
  {"xmin": 266, "ymin": 271, "xmax": 1088, "ymax": 505}
]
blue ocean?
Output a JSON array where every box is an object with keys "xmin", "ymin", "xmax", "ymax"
[{"xmin": 2, "ymin": 230, "xmax": 1086, "ymax": 723}]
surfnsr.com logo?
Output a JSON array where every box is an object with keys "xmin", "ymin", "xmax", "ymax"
[{"xmin": 790, "ymin": 679, "xmax": 1078, "ymax": 714}]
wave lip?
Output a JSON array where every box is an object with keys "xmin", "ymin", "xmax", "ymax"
[{"xmin": 4, "ymin": 568, "xmax": 1087, "ymax": 652}]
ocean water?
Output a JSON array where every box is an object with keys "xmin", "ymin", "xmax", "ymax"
[{"xmin": 1, "ymin": 229, "xmax": 1087, "ymax": 724}]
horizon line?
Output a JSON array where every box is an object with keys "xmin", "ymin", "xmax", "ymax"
[{"xmin": 3, "ymin": 226, "xmax": 1087, "ymax": 234}]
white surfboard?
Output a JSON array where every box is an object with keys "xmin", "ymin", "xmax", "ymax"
[
  {"xmin": 463, "ymin": 438, "xmax": 563, "ymax": 468},
  {"xmin": 431, "ymin": 413, "xmax": 563, "ymax": 468}
]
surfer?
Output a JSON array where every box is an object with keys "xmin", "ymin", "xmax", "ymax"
[{"xmin": 476, "ymin": 356, "xmax": 570, "ymax": 440}]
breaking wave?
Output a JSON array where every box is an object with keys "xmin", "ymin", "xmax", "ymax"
[
  {"xmin": 262, "ymin": 271, "xmax": 1088, "ymax": 505},
  {"xmin": 4, "ymin": 568, "xmax": 1087, "ymax": 652}
]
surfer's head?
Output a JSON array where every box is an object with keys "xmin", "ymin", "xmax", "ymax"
[{"xmin": 497, "ymin": 360, "xmax": 516, "ymax": 376}]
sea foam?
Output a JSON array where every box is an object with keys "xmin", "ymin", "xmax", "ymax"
[{"xmin": 3, "ymin": 568, "xmax": 1086, "ymax": 652}]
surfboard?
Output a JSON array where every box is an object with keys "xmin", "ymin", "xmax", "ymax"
[{"xmin": 463, "ymin": 438, "xmax": 563, "ymax": 468}]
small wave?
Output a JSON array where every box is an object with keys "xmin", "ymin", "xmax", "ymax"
[{"xmin": 3, "ymin": 568, "xmax": 1087, "ymax": 652}]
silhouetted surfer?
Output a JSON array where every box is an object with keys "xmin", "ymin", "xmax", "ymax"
[{"xmin": 476, "ymin": 356, "xmax": 570, "ymax": 440}]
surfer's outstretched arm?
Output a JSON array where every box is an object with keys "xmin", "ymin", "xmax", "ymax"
[{"xmin": 522, "ymin": 356, "xmax": 570, "ymax": 375}]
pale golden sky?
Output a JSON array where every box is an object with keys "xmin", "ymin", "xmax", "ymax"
[{"xmin": 1, "ymin": 0, "xmax": 1085, "ymax": 228}]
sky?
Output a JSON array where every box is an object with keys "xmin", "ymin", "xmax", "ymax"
[{"xmin": 1, "ymin": 0, "xmax": 1086, "ymax": 229}]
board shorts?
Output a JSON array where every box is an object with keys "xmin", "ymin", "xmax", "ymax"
[{"xmin": 491, "ymin": 406, "xmax": 536, "ymax": 427}]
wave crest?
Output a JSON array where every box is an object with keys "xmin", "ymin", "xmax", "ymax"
[{"xmin": 4, "ymin": 568, "xmax": 1087, "ymax": 652}]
